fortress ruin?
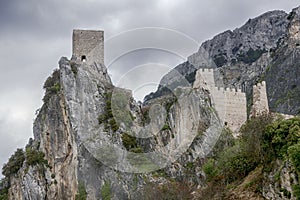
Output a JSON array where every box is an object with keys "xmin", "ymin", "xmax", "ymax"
[
  {"xmin": 72, "ymin": 29, "xmax": 104, "ymax": 65},
  {"xmin": 193, "ymin": 68, "xmax": 247, "ymax": 133}
]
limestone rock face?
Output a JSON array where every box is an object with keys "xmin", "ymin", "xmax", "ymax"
[
  {"xmin": 6, "ymin": 54, "xmax": 223, "ymax": 199},
  {"xmin": 263, "ymin": 160, "xmax": 299, "ymax": 200}
]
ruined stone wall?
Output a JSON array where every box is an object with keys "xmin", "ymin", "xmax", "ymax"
[
  {"xmin": 193, "ymin": 69, "xmax": 247, "ymax": 133},
  {"xmin": 250, "ymin": 81, "xmax": 269, "ymax": 117},
  {"xmin": 72, "ymin": 29, "xmax": 104, "ymax": 65}
]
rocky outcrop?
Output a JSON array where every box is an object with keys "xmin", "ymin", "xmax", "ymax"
[{"xmin": 4, "ymin": 53, "xmax": 224, "ymax": 199}]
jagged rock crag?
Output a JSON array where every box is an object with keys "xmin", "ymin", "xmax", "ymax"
[{"xmin": 4, "ymin": 29, "xmax": 224, "ymax": 199}]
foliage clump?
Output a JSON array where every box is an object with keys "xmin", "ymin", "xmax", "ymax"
[
  {"xmin": 25, "ymin": 147, "xmax": 47, "ymax": 166},
  {"xmin": 0, "ymin": 179, "xmax": 9, "ymax": 200},
  {"xmin": 75, "ymin": 182, "xmax": 87, "ymax": 200},
  {"xmin": 121, "ymin": 133, "xmax": 142, "ymax": 152},
  {"xmin": 100, "ymin": 181, "xmax": 111, "ymax": 200},
  {"xmin": 201, "ymin": 115, "xmax": 300, "ymax": 198},
  {"xmin": 2, "ymin": 149, "xmax": 25, "ymax": 177},
  {"xmin": 98, "ymin": 92, "xmax": 119, "ymax": 132},
  {"xmin": 98, "ymin": 89, "xmax": 134, "ymax": 132},
  {"xmin": 42, "ymin": 69, "xmax": 61, "ymax": 103}
]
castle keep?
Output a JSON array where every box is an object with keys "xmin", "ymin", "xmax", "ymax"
[
  {"xmin": 72, "ymin": 29, "xmax": 104, "ymax": 64},
  {"xmin": 193, "ymin": 68, "xmax": 247, "ymax": 133}
]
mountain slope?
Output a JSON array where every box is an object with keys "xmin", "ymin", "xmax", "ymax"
[{"xmin": 145, "ymin": 7, "xmax": 300, "ymax": 115}]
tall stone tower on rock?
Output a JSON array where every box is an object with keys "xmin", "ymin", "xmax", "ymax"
[{"xmin": 72, "ymin": 29, "xmax": 104, "ymax": 65}]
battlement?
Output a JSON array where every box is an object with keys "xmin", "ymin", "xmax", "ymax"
[
  {"xmin": 72, "ymin": 29, "xmax": 104, "ymax": 65},
  {"xmin": 214, "ymin": 86, "xmax": 244, "ymax": 94},
  {"xmin": 199, "ymin": 68, "xmax": 213, "ymax": 72},
  {"xmin": 253, "ymin": 81, "xmax": 266, "ymax": 88}
]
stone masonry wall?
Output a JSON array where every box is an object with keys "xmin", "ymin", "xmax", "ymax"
[
  {"xmin": 250, "ymin": 81, "xmax": 269, "ymax": 117},
  {"xmin": 72, "ymin": 29, "xmax": 104, "ymax": 65},
  {"xmin": 193, "ymin": 68, "xmax": 247, "ymax": 133}
]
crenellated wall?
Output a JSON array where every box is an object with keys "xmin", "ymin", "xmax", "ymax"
[{"xmin": 193, "ymin": 69, "xmax": 247, "ymax": 133}]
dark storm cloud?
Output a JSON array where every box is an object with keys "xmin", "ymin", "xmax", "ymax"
[{"xmin": 0, "ymin": 0, "xmax": 299, "ymax": 176}]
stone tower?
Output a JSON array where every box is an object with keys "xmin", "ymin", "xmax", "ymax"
[
  {"xmin": 250, "ymin": 81, "xmax": 269, "ymax": 117},
  {"xmin": 72, "ymin": 29, "xmax": 104, "ymax": 64}
]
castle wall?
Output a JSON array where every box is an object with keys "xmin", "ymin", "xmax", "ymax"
[
  {"xmin": 194, "ymin": 68, "xmax": 247, "ymax": 133},
  {"xmin": 72, "ymin": 29, "xmax": 104, "ymax": 65}
]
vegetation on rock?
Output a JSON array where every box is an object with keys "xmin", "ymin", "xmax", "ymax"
[
  {"xmin": 2, "ymin": 148, "xmax": 25, "ymax": 177},
  {"xmin": 200, "ymin": 115, "xmax": 300, "ymax": 198},
  {"xmin": 75, "ymin": 182, "xmax": 87, "ymax": 200},
  {"xmin": 42, "ymin": 69, "xmax": 61, "ymax": 103},
  {"xmin": 100, "ymin": 181, "xmax": 111, "ymax": 200}
]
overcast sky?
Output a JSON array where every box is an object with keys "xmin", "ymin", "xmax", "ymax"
[{"xmin": 0, "ymin": 0, "xmax": 299, "ymax": 176}]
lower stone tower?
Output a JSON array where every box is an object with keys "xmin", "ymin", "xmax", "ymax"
[{"xmin": 250, "ymin": 81, "xmax": 269, "ymax": 117}]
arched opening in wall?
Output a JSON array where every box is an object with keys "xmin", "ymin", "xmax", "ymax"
[
  {"xmin": 81, "ymin": 55, "xmax": 87, "ymax": 62},
  {"xmin": 224, "ymin": 122, "xmax": 228, "ymax": 126}
]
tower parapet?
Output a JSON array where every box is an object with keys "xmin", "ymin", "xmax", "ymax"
[{"xmin": 72, "ymin": 29, "xmax": 104, "ymax": 65}]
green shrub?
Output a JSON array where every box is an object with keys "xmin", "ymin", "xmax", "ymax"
[
  {"xmin": 202, "ymin": 116, "xmax": 273, "ymax": 184},
  {"xmin": 217, "ymin": 144, "xmax": 255, "ymax": 182},
  {"xmin": 0, "ymin": 179, "xmax": 9, "ymax": 200},
  {"xmin": 240, "ymin": 115, "xmax": 273, "ymax": 164},
  {"xmin": 262, "ymin": 117, "xmax": 300, "ymax": 160},
  {"xmin": 98, "ymin": 91, "xmax": 127, "ymax": 132},
  {"xmin": 25, "ymin": 147, "xmax": 47, "ymax": 166},
  {"xmin": 42, "ymin": 69, "xmax": 61, "ymax": 103},
  {"xmin": 75, "ymin": 182, "xmax": 87, "ymax": 200},
  {"xmin": 161, "ymin": 124, "xmax": 171, "ymax": 131},
  {"xmin": 121, "ymin": 133, "xmax": 137, "ymax": 151},
  {"xmin": 2, "ymin": 148, "xmax": 25, "ymax": 177},
  {"xmin": 288, "ymin": 143, "xmax": 300, "ymax": 172},
  {"xmin": 292, "ymin": 184, "xmax": 300, "ymax": 199},
  {"xmin": 202, "ymin": 159, "xmax": 218, "ymax": 182},
  {"xmin": 101, "ymin": 181, "xmax": 111, "ymax": 200}
]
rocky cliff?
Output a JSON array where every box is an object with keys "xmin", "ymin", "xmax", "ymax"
[{"xmin": 0, "ymin": 54, "xmax": 223, "ymax": 199}]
